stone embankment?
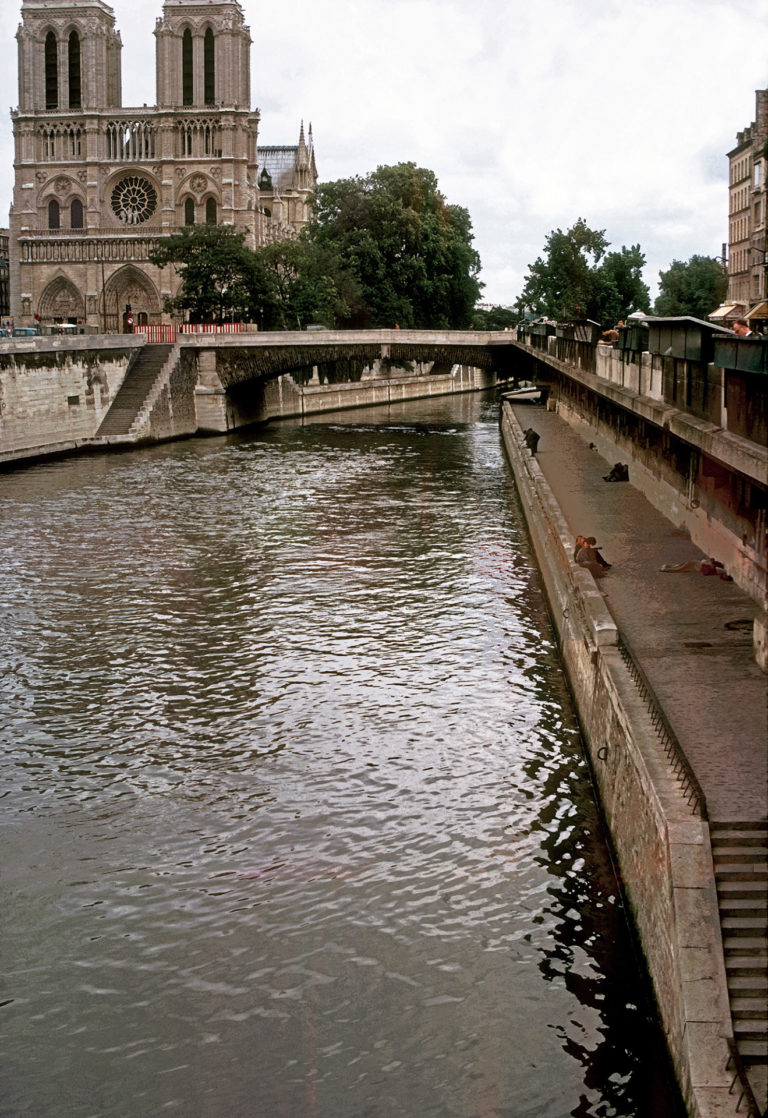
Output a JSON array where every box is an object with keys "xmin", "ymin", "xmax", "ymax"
[
  {"xmin": 500, "ymin": 400, "xmax": 767, "ymax": 1118},
  {"xmin": 0, "ymin": 333, "xmax": 493, "ymax": 466}
]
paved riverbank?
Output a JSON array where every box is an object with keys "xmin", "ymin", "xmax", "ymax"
[
  {"xmin": 508, "ymin": 402, "xmax": 766, "ymax": 824},
  {"xmin": 501, "ymin": 400, "xmax": 767, "ymax": 1118}
]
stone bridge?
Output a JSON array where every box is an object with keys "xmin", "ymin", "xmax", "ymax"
[{"xmin": 183, "ymin": 328, "xmax": 525, "ymax": 389}]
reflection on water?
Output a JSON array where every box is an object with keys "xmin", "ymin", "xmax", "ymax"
[{"xmin": 0, "ymin": 393, "xmax": 683, "ymax": 1117}]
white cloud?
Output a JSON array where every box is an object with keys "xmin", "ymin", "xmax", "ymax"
[{"xmin": 1, "ymin": 0, "xmax": 766, "ymax": 306}]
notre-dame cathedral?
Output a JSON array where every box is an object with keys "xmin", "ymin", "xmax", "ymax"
[{"xmin": 9, "ymin": 0, "xmax": 317, "ymax": 329}]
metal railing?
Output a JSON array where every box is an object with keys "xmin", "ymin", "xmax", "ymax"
[
  {"xmin": 616, "ymin": 634, "xmax": 708, "ymax": 819},
  {"xmin": 726, "ymin": 1038, "xmax": 764, "ymax": 1117}
]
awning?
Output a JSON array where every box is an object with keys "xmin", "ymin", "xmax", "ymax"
[
  {"xmin": 708, "ymin": 304, "xmax": 744, "ymax": 320},
  {"xmin": 745, "ymin": 301, "xmax": 768, "ymax": 320}
]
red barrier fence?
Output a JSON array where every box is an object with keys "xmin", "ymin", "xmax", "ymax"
[
  {"xmin": 134, "ymin": 323, "xmax": 254, "ymax": 344},
  {"xmin": 134, "ymin": 324, "xmax": 178, "ymax": 344},
  {"xmin": 180, "ymin": 323, "xmax": 248, "ymax": 334}
]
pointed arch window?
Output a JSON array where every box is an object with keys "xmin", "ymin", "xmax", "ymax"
[
  {"xmin": 184, "ymin": 197, "xmax": 195, "ymax": 225},
  {"xmin": 205, "ymin": 197, "xmax": 217, "ymax": 225},
  {"xmin": 70, "ymin": 198, "xmax": 84, "ymax": 229},
  {"xmin": 182, "ymin": 29, "xmax": 193, "ymax": 106},
  {"xmin": 204, "ymin": 29, "xmax": 215, "ymax": 105},
  {"xmin": 68, "ymin": 31, "xmax": 81, "ymax": 109},
  {"xmin": 48, "ymin": 198, "xmax": 60, "ymax": 230},
  {"xmin": 45, "ymin": 32, "xmax": 58, "ymax": 109}
]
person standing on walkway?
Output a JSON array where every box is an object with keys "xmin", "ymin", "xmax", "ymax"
[{"xmin": 523, "ymin": 428, "xmax": 540, "ymax": 455}]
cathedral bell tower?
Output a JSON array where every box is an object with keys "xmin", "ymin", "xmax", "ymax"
[
  {"xmin": 16, "ymin": 0, "xmax": 122, "ymax": 114},
  {"xmin": 154, "ymin": 0, "xmax": 251, "ymax": 110}
]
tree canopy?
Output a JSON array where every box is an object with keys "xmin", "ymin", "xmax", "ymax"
[
  {"xmin": 516, "ymin": 219, "xmax": 651, "ymax": 325},
  {"xmin": 148, "ymin": 225, "xmax": 259, "ymax": 324},
  {"xmin": 653, "ymin": 255, "xmax": 728, "ymax": 320},
  {"xmin": 149, "ymin": 163, "xmax": 483, "ymax": 330},
  {"xmin": 309, "ymin": 163, "xmax": 483, "ymax": 328},
  {"xmin": 148, "ymin": 224, "xmax": 350, "ymax": 328},
  {"xmin": 472, "ymin": 304, "xmax": 518, "ymax": 330}
]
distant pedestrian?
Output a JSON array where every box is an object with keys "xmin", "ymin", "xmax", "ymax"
[{"xmin": 523, "ymin": 428, "xmax": 540, "ymax": 455}]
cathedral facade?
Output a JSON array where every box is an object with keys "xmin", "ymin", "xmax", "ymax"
[{"xmin": 9, "ymin": 0, "xmax": 317, "ymax": 329}]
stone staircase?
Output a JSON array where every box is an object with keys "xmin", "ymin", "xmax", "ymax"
[
  {"xmin": 712, "ymin": 820, "xmax": 768, "ymax": 1115},
  {"xmin": 96, "ymin": 344, "xmax": 175, "ymax": 437}
]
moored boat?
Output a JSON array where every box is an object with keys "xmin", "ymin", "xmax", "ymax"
[{"xmin": 500, "ymin": 381, "xmax": 542, "ymax": 403}]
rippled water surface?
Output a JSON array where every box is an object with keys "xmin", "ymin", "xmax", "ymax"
[{"xmin": 1, "ymin": 392, "xmax": 684, "ymax": 1117}]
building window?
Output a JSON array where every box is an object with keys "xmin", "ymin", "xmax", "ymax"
[
  {"xmin": 184, "ymin": 197, "xmax": 195, "ymax": 225},
  {"xmin": 110, "ymin": 175, "xmax": 158, "ymax": 225},
  {"xmin": 182, "ymin": 29, "xmax": 193, "ymax": 106},
  {"xmin": 68, "ymin": 31, "xmax": 81, "ymax": 109},
  {"xmin": 70, "ymin": 198, "xmax": 84, "ymax": 228},
  {"xmin": 67, "ymin": 126, "xmax": 82, "ymax": 158},
  {"xmin": 205, "ymin": 197, "xmax": 217, "ymax": 224},
  {"xmin": 48, "ymin": 198, "xmax": 60, "ymax": 229},
  {"xmin": 45, "ymin": 32, "xmax": 58, "ymax": 109},
  {"xmin": 204, "ymin": 29, "xmax": 215, "ymax": 105}
]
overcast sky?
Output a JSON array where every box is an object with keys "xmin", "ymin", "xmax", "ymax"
[{"xmin": 1, "ymin": 0, "xmax": 766, "ymax": 306}]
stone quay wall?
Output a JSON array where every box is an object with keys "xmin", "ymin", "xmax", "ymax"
[
  {"xmin": 267, "ymin": 363, "xmax": 490, "ymax": 419},
  {"xmin": 500, "ymin": 401, "xmax": 737, "ymax": 1118},
  {"xmin": 0, "ymin": 334, "xmax": 145, "ymax": 464},
  {"xmin": 0, "ymin": 335, "xmax": 495, "ymax": 467}
]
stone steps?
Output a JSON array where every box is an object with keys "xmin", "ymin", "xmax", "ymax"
[
  {"xmin": 711, "ymin": 820, "xmax": 768, "ymax": 1103},
  {"xmin": 96, "ymin": 344, "xmax": 174, "ymax": 436}
]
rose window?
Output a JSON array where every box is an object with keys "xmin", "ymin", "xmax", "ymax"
[{"xmin": 111, "ymin": 176, "xmax": 157, "ymax": 225}]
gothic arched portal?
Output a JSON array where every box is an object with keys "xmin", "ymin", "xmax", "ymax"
[
  {"xmin": 101, "ymin": 265, "xmax": 161, "ymax": 331},
  {"xmin": 39, "ymin": 275, "xmax": 85, "ymax": 322}
]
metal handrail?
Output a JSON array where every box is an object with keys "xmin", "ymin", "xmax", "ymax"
[
  {"xmin": 616, "ymin": 634, "xmax": 708, "ymax": 820},
  {"xmin": 726, "ymin": 1038, "xmax": 763, "ymax": 1117}
]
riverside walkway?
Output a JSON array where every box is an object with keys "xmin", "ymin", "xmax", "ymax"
[
  {"xmin": 507, "ymin": 402, "xmax": 766, "ymax": 823},
  {"xmin": 506, "ymin": 400, "xmax": 767, "ymax": 1116}
]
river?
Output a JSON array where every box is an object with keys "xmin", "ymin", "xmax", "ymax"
[{"xmin": 0, "ymin": 390, "xmax": 684, "ymax": 1117}]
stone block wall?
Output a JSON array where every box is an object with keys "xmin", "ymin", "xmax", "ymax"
[{"xmin": 0, "ymin": 335, "xmax": 142, "ymax": 461}]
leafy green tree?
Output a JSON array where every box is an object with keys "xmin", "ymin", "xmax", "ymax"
[
  {"xmin": 592, "ymin": 245, "xmax": 651, "ymax": 325},
  {"xmin": 654, "ymin": 255, "xmax": 728, "ymax": 320},
  {"xmin": 472, "ymin": 304, "xmax": 518, "ymax": 330},
  {"xmin": 308, "ymin": 163, "xmax": 483, "ymax": 328},
  {"xmin": 252, "ymin": 238, "xmax": 352, "ymax": 330},
  {"xmin": 149, "ymin": 225, "xmax": 259, "ymax": 323},
  {"xmin": 516, "ymin": 219, "xmax": 609, "ymax": 322}
]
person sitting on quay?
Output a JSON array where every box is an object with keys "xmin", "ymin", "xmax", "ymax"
[
  {"xmin": 574, "ymin": 536, "xmax": 610, "ymax": 578},
  {"xmin": 603, "ymin": 462, "xmax": 629, "ymax": 482},
  {"xmin": 584, "ymin": 536, "xmax": 610, "ymax": 569}
]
